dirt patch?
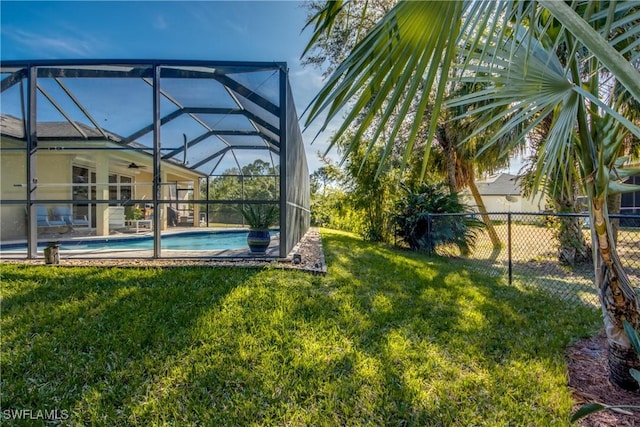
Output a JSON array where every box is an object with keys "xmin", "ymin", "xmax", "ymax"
[{"xmin": 568, "ymin": 332, "xmax": 640, "ymax": 426}]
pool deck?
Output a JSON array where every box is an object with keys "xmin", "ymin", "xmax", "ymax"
[
  {"xmin": 0, "ymin": 226, "xmax": 276, "ymax": 258},
  {"xmin": 0, "ymin": 228, "xmax": 327, "ymax": 275}
]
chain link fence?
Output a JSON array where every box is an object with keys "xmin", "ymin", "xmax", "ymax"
[{"xmin": 395, "ymin": 212, "xmax": 640, "ymax": 306}]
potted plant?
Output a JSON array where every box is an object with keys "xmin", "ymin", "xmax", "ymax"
[
  {"xmin": 238, "ymin": 203, "xmax": 279, "ymax": 254},
  {"xmin": 125, "ymin": 205, "xmax": 144, "ymax": 221}
]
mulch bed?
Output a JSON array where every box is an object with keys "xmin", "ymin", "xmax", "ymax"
[{"xmin": 568, "ymin": 332, "xmax": 640, "ymax": 426}]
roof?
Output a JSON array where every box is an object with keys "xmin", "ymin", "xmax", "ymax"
[
  {"xmin": 1, "ymin": 114, "xmax": 119, "ymax": 140},
  {"xmin": 475, "ymin": 173, "xmax": 521, "ymax": 196},
  {"xmin": 0, "ymin": 114, "xmax": 24, "ymax": 139}
]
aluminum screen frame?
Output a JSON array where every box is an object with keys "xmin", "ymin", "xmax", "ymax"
[{"xmin": 0, "ymin": 59, "xmax": 310, "ymax": 259}]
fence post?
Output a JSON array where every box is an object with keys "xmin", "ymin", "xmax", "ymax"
[
  {"xmin": 508, "ymin": 212, "xmax": 512, "ymax": 285},
  {"xmin": 427, "ymin": 213, "xmax": 432, "ymax": 254}
]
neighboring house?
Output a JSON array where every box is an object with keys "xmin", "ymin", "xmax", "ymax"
[
  {"xmin": 466, "ymin": 172, "xmax": 640, "ymax": 219},
  {"xmin": 464, "ymin": 173, "xmax": 545, "ymax": 213},
  {"xmin": 0, "ymin": 114, "xmax": 205, "ymax": 240},
  {"xmin": 620, "ymin": 174, "xmax": 640, "ymax": 227},
  {"xmin": 622, "ymin": 174, "xmax": 640, "ymax": 215}
]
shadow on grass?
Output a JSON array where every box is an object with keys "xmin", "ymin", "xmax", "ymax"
[
  {"xmin": 0, "ymin": 230, "xmax": 602, "ymax": 425},
  {"xmin": 510, "ymin": 259, "xmax": 599, "ymax": 306},
  {"xmin": 1, "ymin": 265, "xmax": 258, "ymax": 425},
  {"xmin": 281, "ymin": 230, "xmax": 601, "ymax": 424}
]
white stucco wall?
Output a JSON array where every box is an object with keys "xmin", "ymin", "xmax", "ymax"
[
  {"xmin": 1, "ymin": 150, "xmax": 74, "ymax": 240},
  {"xmin": 1, "ymin": 140, "xmax": 204, "ymax": 241},
  {"xmin": 463, "ymin": 193, "xmax": 545, "ymax": 213}
]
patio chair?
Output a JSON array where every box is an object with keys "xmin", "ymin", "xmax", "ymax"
[
  {"xmin": 108, "ymin": 206, "xmax": 125, "ymax": 229},
  {"xmin": 36, "ymin": 205, "xmax": 67, "ymax": 228},
  {"xmin": 52, "ymin": 206, "xmax": 89, "ymax": 227}
]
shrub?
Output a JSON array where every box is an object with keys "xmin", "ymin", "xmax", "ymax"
[
  {"xmin": 237, "ymin": 204, "xmax": 279, "ymax": 229},
  {"xmin": 125, "ymin": 205, "xmax": 144, "ymax": 220},
  {"xmin": 394, "ymin": 182, "xmax": 484, "ymax": 255}
]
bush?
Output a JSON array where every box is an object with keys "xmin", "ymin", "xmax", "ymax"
[
  {"xmin": 125, "ymin": 205, "xmax": 144, "ymax": 220},
  {"xmin": 394, "ymin": 182, "xmax": 484, "ymax": 255}
]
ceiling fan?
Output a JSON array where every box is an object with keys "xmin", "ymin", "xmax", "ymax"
[{"xmin": 114, "ymin": 160, "xmax": 148, "ymax": 170}]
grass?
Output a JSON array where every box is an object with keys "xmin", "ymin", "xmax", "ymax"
[{"xmin": 1, "ymin": 229, "xmax": 601, "ymax": 426}]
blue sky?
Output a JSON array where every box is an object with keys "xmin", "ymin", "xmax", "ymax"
[{"xmin": 0, "ymin": 0, "xmax": 333, "ymax": 171}]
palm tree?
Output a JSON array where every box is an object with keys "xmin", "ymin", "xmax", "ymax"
[
  {"xmin": 430, "ymin": 81, "xmax": 519, "ymax": 250},
  {"xmin": 304, "ymin": 1, "xmax": 514, "ymax": 251},
  {"xmin": 523, "ymin": 115, "xmax": 591, "ymax": 266},
  {"xmin": 304, "ymin": 1, "xmax": 640, "ymax": 390}
]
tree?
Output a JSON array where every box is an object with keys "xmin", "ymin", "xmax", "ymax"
[
  {"xmin": 206, "ymin": 160, "xmax": 278, "ymax": 201},
  {"xmin": 309, "ymin": 157, "xmax": 350, "ymax": 228},
  {"xmin": 304, "ymin": 1, "xmax": 640, "ymax": 390},
  {"xmin": 606, "ymin": 80, "xmax": 640, "ymax": 244},
  {"xmin": 519, "ymin": 11, "xmax": 639, "ymax": 266},
  {"xmin": 303, "ymin": 1, "xmax": 511, "ymax": 251},
  {"xmin": 342, "ymin": 142, "xmax": 398, "ymax": 242},
  {"xmin": 204, "ymin": 160, "xmax": 278, "ymax": 224},
  {"xmin": 310, "ymin": 160, "xmax": 342, "ymax": 197},
  {"xmin": 303, "ymin": 0, "xmax": 397, "ymax": 77},
  {"xmin": 429, "ymin": 82, "xmax": 516, "ymax": 250},
  {"xmin": 522, "ymin": 115, "xmax": 591, "ymax": 266}
]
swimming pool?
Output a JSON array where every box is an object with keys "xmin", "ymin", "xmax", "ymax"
[{"xmin": 1, "ymin": 230, "xmax": 272, "ymax": 253}]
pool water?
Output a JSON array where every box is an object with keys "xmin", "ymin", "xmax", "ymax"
[
  {"xmin": 2, "ymin": 230, "xmax": 268, "ymax": 252},
  {"xmin": 63, "ymin": 231, "xmax": 254, "ymax": 251}
]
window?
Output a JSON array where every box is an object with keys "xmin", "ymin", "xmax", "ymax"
[
  {"xmin": 73, "ymin": 166, "xmax": 95, "ymax": 226},
  {"xmin": 109, "ymin": 174, "xmax": 133, "ymax": 204}
]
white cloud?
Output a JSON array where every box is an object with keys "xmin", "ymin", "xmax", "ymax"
[
  {"xmin": 290, "ymin": 64, "xmax": 324, "ymax": 85},
  {"xmin": 184, "ymin": 2, "xmax": 248, "ymax": 35},
  {"xmin": 287, "ymin": 64, "xmax": 325, "ymax": 114},
  {"xmin": 3, "ymin": 27, "xmax": 107, "ymax": 58}
]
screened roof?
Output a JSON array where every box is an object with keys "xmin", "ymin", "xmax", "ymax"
[{"xmin": 0, "ymin": 60, "xmax": 295, "ymax": 176}]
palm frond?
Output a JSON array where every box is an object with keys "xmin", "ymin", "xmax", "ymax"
[
  {"xmin": 302, "ymin": 0, "xmax": 348, "ymax": 58},
  {"xmin": 304, "ymin": 1, "xmax": 470, "ymax": 170},
  {"xmin": 238, "ymin": 204, "xmax": 279, "ymax": 229},
  {"xmin": 540, "ymin": 0, "xmax": 640, "ymax": 100},
  {"xmin": 304, "ymin": 0, "xmax": 640, "ymax": 193}
]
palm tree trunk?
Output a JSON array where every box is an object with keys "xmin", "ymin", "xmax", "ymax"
[
  {"xmin": 557, "ymin": 216, "xmax": 590, "ymax": 265},
  {"xmin": 607, "ymin": 192, "xmax": 621, "ymax": 245},
  {"xmin": 445, "ymin": 142, "xmax": 458, "ymax": 194},
  {"xmin": 592, "ymin": 197, "xmax": 640, "ymax": 391},
  {"xmin": 467, "ymin": 169, "xmax": 501, "ymax": 250},
  {"xmin": 553, "ymin": 195, "xmax": 590, "ymax": 266}
]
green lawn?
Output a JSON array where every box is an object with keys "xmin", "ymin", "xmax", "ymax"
[{"xmin": 1, "ymin": 229, "xmax": 600, "ymax": 426}]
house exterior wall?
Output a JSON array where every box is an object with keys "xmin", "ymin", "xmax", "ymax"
[
  {"xmin": 0, "ymin": 138, "xmax": 203, "ymax": 240},
  {"xmin": 1, "ymin": 150, "xmax": 27, "ymax": 241},
  {"xmin": 1, "ymin": 150, "xmax": 75, "ymax": 240},
  {"xmin": 464, "ymin": 173, "xmax": 546, "ymax": 214},
  {"xmin": 463, "ymin": 193, "xmax": 545, "ymax": 213},
  {"xmin": 622, "ymin": 175, "xmax": 640, "ymax": 214}
]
